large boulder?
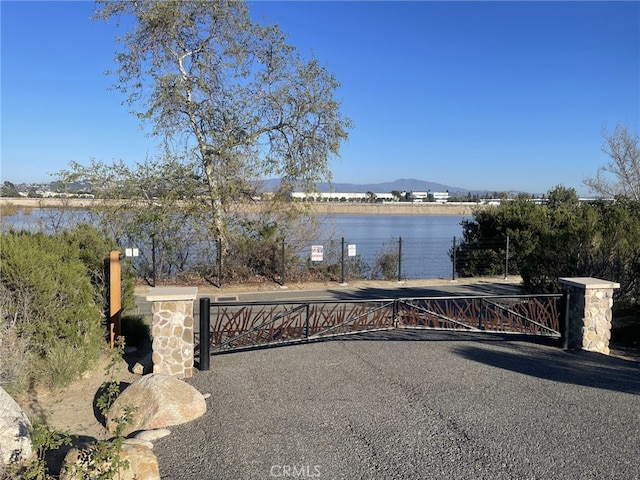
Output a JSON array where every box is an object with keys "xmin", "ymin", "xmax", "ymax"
[
  {"xmin": 60, "ymin": 442, "xmax": 160, "ymax": 480},
  {"xmin": 106, "ymin": 373, "xmax": 206, "ymax": 436},
  {"xmin": 0, "ymin": 386, "xmax": 33, "ymax": 466}
]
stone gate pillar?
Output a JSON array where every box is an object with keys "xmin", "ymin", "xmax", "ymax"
[
  {"xmin": 146, "ymin": 287, "xmax": 198, "ymax": 378},
  {"xmin": 558, "ymin": 277, "xmax": 619, "ymax": 355}
]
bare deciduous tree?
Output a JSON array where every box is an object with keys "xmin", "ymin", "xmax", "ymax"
[{"xmin": 584, "ymin": 124, "xmax": 640, "ymax": 200}]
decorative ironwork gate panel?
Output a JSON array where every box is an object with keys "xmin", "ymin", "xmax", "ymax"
[
  {"xmin": 397, "ymin": 295, "xmax": 561, "ymax": 335},
  {"xmin": 209, "ymin": 300, "xmax": 396, "ymax": 353},
  {"xmin": 204, "ymin": 294, "xmax": 562, "ymax": 354}
]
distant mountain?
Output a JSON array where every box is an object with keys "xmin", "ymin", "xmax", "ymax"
[
  {"xmin": 7, "ymin": 178, "xmax": 523, "ymax": 198},
  {"xmin": 260, "ymin": 178, "xmax": 469, "ymax": 194},
  {"xmin": 317, "ymin": 178, "xmax": 466, "ymax": 194}
]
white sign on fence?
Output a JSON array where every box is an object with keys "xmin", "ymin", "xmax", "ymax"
[
  {"xmin": 348, "ymin": 244, "xmax": 357, "ymax": 257},
  {"xmin": 311, "ymin": 245, "xmax": 324, "ymax": 262}
]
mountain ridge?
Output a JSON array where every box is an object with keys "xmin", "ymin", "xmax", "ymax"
[
  {"xmin": 7, "ymin": 178, "xmax": 520, "ymax": 197},
  {"xmin": 318, "ymin": 178, "xmax": 463, "ymax": 193},
  {"xmin": 262, "ymin": 178, "xmax": 470, "ymax": 194}
]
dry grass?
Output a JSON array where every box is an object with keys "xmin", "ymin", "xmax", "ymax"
[
  {"xmin": 0, "ymin": 202, "xmax": 18, "ymax": 217},
  {"xmin": 0, "ymin": 323, "xmax": 31, "ymax": 395}
]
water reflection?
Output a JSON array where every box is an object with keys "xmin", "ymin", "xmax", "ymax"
[{"xmin": 2, "ymin": 209, "xmax": 467, "ymax": 280}]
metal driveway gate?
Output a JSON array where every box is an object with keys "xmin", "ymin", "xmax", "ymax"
[{"xmin": 199, "ymin": 294, "xmax": 563, "ymax": 356}]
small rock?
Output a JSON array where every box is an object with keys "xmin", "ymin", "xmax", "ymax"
[
  {"xmin": 123, "ymin": 438, "xmax": 154, "ymax": 449},
  {"xmin": 202, "ymin": 393, "xmax": 211, "ymax": 400},
  {"xmin": 134, "ymin": 429, "xmax": 171, "ymax": 442},
  {"xmin": 132, "ymin": 352, "xmax": 153, "ymax": 375}
]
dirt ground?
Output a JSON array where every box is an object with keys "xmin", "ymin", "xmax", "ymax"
[
  {"xmin": 13, "ymin": 347, "xmax": 151, "ymax": 477},
  {"xmin": 18, "ymin": 348, "xmax": 150, "ymax": 443}
]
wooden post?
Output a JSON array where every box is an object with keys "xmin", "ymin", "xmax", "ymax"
[{"xmin": 109, "ymin": 250, "xmax": 122, "ymax": 349}]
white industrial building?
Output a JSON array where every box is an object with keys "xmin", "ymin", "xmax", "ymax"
[
  {"xmin": 409, "ymin": 191, "xmax": 450, "ymax": 203},
  {"xmin": 291, "ymin": 192, "xmax": 396, "ymax": 202}
]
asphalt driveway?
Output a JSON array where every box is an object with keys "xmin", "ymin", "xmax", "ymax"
[{"xmin": 154, "ymin": 331, "xmax": 640, "ymax": 479}]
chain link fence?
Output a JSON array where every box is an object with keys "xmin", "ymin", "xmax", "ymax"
[{"xmin": 150, "ymin": 234, "xmax": 512, "ymax": 287}]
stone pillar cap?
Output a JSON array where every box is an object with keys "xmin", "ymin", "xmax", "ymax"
[
  {"xmin": 558, "ymin": 277, "xmax": 620, "ymax": 289},
  {"xmin": 146, "ymin": 287, "xmax": 198, "ymax": 301}
]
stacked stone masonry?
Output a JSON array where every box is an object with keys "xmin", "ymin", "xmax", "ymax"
[
  {"xmin": 147, "ymin": 288, "xmax": 198, "ymax": 379},
  {"xmin": 559, "ymin": 277, "xmax": 619, "ymax": 355}
]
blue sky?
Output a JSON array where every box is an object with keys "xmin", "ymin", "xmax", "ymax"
[{"xmin": 2, "ymin": 1, "xmax": 639, "ymax": 194}]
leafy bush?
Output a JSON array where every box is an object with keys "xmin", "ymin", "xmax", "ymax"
[
  {"xmin": 225, "ymin": 220, "xmax": 288, "ymax": 283},
  {"xmin": 0, "ymin": 285, "xmax": 31, "ymax": 393},
  {"xmin": 454, "ymin": 187, "xmax": 640, "ymax": 304},
  {"xmin": 371, "ymin": 240, "xmax": 400, "ymax": 280},
  {"xmin": 611, "ymin": 304, "xmax": 640, "ymax": 347},
  {"xmin": 453, "ymin": 193, "xmax": 549, "ymax": 278},
  {"xmin": 299, "ymin": 239, "xmax": 369, "ymax": 282},
  {"xmin": 120, "ymin": 314, "xmax": 151, "ymax": 348},
  {"xmin": 0, "ymin": 227, "xmax": 110, "ymax": 390},
  {"xmin": 60, "ymin": 223, "xmax": 136, "ymax": 312}
]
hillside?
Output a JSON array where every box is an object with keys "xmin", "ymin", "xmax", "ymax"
[
  {"xmin": 4, "ymin": 178, "xmax": 518, "ymax": 198},
  {"xmin": 260, "ymin": 178, "xmax": 470, "ymax": 194}
]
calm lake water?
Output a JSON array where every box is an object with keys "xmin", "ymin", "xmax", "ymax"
[
  {"xmin": 2, "ymin": 210, "xmax": 468, "ymax": 280},
  {"xmin": 312, "ymin": 214, "xmax": 468, "ymax": 279}
]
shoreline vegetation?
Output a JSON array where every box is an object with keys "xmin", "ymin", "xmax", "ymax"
[{"xmin": 0, "ymin": 197, "xmax": 485, "ymax": 216}]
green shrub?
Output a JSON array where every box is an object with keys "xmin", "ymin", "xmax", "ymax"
[
  {"xmin": 453, "ymin": 189, "xmax": 640, "ymax": 304},
  {"xmin": 0, "ymin": 229, "xmax": 105, "ymax": 389},
  {"xmin": 0, "ymin": 288, "xmax": 31, "ymax": 394},
  {"xmin": 611, "ymin": 304, "xmax": 640, "ymax": 347},
  {"xmin": 296, "ymin": 239, "xmax": 361, "ymax": 282},
  {"xmin": 225, "ymin": 220, "xmax": 288, "ymax": 282},
  {"xmin": 371, "ymin": 240, "xmax": 400, "ymax": 280},
  {"xmin": 60, "ymin": 223, "xmax": 136, "ymax": 312},
  {"xmin": 120, "ymin": 314, "xmax": 151, "ymax": 348}
]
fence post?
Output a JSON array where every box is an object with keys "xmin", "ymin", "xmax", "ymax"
[
  {"xmin": 393, "ymin": 299, "xmax": 399, "ymax": 328},
  {"xmin": 199, "ymin": 297, "xmax": 211, "ymax": 371},
  {"xmin": 340, "ymin": 237, "xmax": 345, "ymax": 284},
  {"xmin": 560, "ymin": 290, "xmax": 570, "ymax": 350},
  {"xmin": 305, "ymin": 303, "xmax": 310, "ymax": 338},
  {"xmin": 217, "ymin": 238, "xmax": 223, "ymax": 288},
  {"xmin": 151, "ymin": 234, "xmax": 157, "ymax": 287},
  {"xmin": 281, "ymin": 238, "xmax": 286, "ymax": 287},
  {"xmin": 504, "ymin": 235, "xmax": 510, "ymax": 280},
  {"xmin": 452, "ymin": 236, "xmax": 457, "ymax": 281},
  {"xmin": 397, "ymin": 236, "xmax": 403, "ymax": 282}
]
